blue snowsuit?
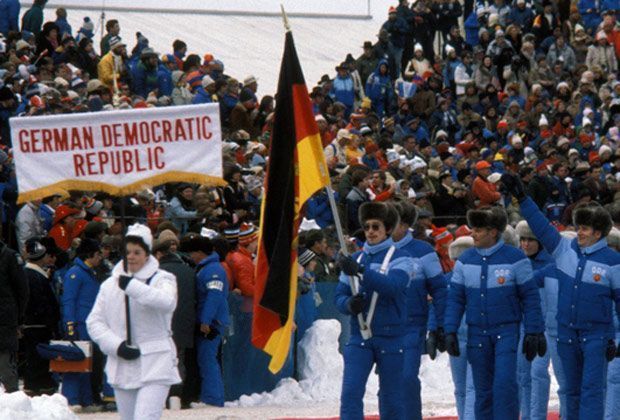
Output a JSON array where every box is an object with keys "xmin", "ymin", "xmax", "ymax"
[
  {"xmin": 520, "ymin": 197, "xmax": 620, "ymax": 420},
  {"xmin": 464, "ymin": 12, "xmax": 480, "ymax": 47},
  {"xmin": 365, "ymin": 60, "xmax": 393, "ymax": 117},
  {"xmin": 445, "ymin": 239, "xmax": 544, "ymax": 420},
  {"xmin": 393, "ymin": 233, "xmax": 447, "ymax": 420},
  {"xmin": 335, "ymin": 238, "xmax": 413, "ymax": 420},
  {"xmin": 517, "ymin": 248, "xmax": 554, "ymax": 420},
  {"xmin": 606, "ymin": 313, "xmax": 620, "ymax": 419},
  {"xmin": 330, "ymin": 74, "xmax": 355, "ymax": 115},
  {"xmin": 533, "ymin": 263, "xmax": 568, "ymax": 420},
  {"xmin": 195, "ymin": 253, "xmax": 230, "ymax": 407},
  {"xmin": 61, "ymin": 258, "xmax": 101, "ymax": 406}
]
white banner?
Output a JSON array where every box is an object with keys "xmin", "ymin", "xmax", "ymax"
[{"xmin": 11, "ymin": 104, "xmax": 225, "ymax": 203}]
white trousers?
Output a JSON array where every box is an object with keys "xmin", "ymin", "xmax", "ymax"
[{"xmin": 114, "ymin": 383, "xmax": 170, "ymax": 420}]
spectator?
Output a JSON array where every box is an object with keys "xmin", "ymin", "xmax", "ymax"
[
  {"xmin": 0, "ymin": 0, "xmax": 20, "ymax": 36},
  {"xmin": 23, "ymin": 237, "xmax": 60, "ymax": 396},
  {"xmin": 21, "ymin": 0, "xmax": 46, "ymax": 36},
  {"xmin": 100, "ymin": 19, "xmax": 120, "ymax": 56},
  {"xmin": 54, "ymin": 8, "xmax": 72, "ymax": 38},
  {"xmin": 0, "ymin": 233, "xmax": 28, "ymax": 394},
  {"xmin": 153, "ymin": 231, "xmax": 196, "ymax": 405}
]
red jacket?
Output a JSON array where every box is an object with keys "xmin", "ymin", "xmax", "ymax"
[
  {"xmin": 226, "ymin": 247, "xmax": 255, "ymax": 297},
  {"xmin": 472, "ymin": 176, "xmax": 500, "ymax": 208},
  {"xmin": 49, "ymin": 224, "xmax": 72, "ymax": 251}
]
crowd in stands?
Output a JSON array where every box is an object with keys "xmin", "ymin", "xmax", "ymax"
[{"xmin": 1, "ymin": 0, "xmax": 620, "ymax": 414}]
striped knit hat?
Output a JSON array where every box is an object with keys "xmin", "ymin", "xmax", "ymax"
[
  {"xmin": 298, "ymin": 248, "xmax": 316, "ymax": 267},
  {"xmin": 223, "ymin": 227, "xmax": 240, "ymax": 244},
  {"xmin": 238, "ymin": 223, "xmax": 258, "ymax": 246}
]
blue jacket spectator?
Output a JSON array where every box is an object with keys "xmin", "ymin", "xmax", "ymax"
[{"xmin": 0, "ymin": 0, "xmax": 20, "ymax": 36}]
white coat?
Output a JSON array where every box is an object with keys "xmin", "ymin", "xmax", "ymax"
[{"xmin": 86, "ymin": 256, "xmax": 181, "ymax": 389}]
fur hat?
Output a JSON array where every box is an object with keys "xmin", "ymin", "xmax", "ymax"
[
  {"xmin": 467, "ymin": 206, "xmax": 507, "ymax": 232},
  {"xmin": 573, "ymin": 203, "xmax": 612, "ymax": 237},
  {"xmin": 515, "ymin": 220, "xmax": 536, "ymax": 240},
  {"xmin": 502, "ymin": 224, "xmax": 518, "ymax": 247},
  {"xmin": 359, "ymin": 202, "xmax": 399, "ymax": 233},
  {"xmin": 126, "ymin": 223, "xmax": 153, "ymax": 251},
  {"xmin": 449, "ymin": 236, "xmax": 474, "ymax": 260},
  {"xmin": 393, "ymin": 200, "xmax": 418, "ymax": 226}
]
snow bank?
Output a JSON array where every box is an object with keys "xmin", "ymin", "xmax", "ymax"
[{"xmin": 0, "ymin": 391, "xmax": 78, "ymax": 420}]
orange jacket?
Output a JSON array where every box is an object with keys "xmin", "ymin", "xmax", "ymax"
[
  {"xmin": 472, "ymin": 176, "xmax": 500, "ymax": 207},
  {"xmin": 226, "ymin": 247, "xmax": 255, "ymax": 297}
]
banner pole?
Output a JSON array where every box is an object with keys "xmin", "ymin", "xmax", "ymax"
[
  {"xmin": 324, "ymin": 186, "xmax": 372, "ymax": 339},
  {"xmin": 119, "ymin": 196, "xmax": 132, "ymax": 346}
]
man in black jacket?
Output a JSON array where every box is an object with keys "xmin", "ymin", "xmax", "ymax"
[
  {"xmin": 23, "ymin": 237, "xmax": 61, "ymax": 396},
  {"xmin": 154, "ymin": 233, "xmax": 196, "ymax": 406},
  {"xmin": 0, "ymin": 235, "xmax": 28, "ymax": 393}
]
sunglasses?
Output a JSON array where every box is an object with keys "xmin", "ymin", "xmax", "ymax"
[{"xmin": 363, "ymin": 222, "xmax": 383, "ymax": 232}]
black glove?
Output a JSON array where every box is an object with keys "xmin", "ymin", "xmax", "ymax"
[
  {"xmin": 117, "ymin": 341, "xmax": 141, "ymax": 360},
  {"xmin": 426, "ymin": 331, "xmax": 438, "ymax": 360},
  {"xmin": 346, "ymin": 294, "xmax": 365, "ymax": 315},
  {"xmin": 537, "ymin": 333, "xmax": 547, "ymax": 357},
  {"xmin": 445, "ymin": 332, "xmax": 460, "ymax": 357},
  {"xmin": 436, "ymin": 327, "xmax": 447, "ymax": 353},
  {"xmin": 523, "ymin": 333, "xmax": 546, "ymax": 361},
  {"xmin": 338, "ymin": 254, "xmax": 364, "ymax": 276},
  {"xmin": 500, "ymin": 173, "xmax": 526, "ymax": 202},
  {"xmin": 118, "ymin": 275, "xmax": 133, "ymax": 290},
  {"xmin": 616, "ymin": 343, "xmax": 620, "ymax": 358},
  {"xmin": 606, "ymin": 339, "xmax": 617, "ymax": 362}
]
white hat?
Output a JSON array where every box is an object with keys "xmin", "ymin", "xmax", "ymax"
[
  {"xmin": 582, "ymin": 116, "xmax": 592, "ymax": 127},
  {"xmin": 487, "ymin": 172, "xmax": 501, "ymax": 184},
  {"xmin": 449, "ymin": 236, "xmax": 474, "ymax": 260},
  {"xmin": 568, "ymin": 148, "xmax": 579, "ymax": 156},
  {"xmin": 200, "ymin": 227, "xmax": 219, "ymax": 239},
  {"xmin": 539, "ymin": 114, "xmax": 548, "ymax": 127},
  {"xmin": 387, "ymin": 150, "xmax": 400, "ymax": 163},
  {"xmin": 445, "ymin": 44, "xmax": 455, "ymax": 54},
  {"xmin": 599, "ymin": 145, "xmax": 613, "ymax": 156},
  {"xmin": 575, "ymin": 23, "xmax": 585, "ymax": 33},
  {"xmin": 511, "ymin": 135, "xmax": 523, "ymax": 145},
  {"xmin": 126, "ymin": 223, "xmax": 153, "ymax": 251},
  {"xmin": 414, "ymin": 43, "xmax": 423, "ymax": 52},
  {"xmin": 557, "ymin": 137, "xmax": 570, "ymax": 148},
  {"xmin": 299, "ymin": 218, "xmax": 322, "ymax": 232},
  {"xmin": 243, "ymin": 75, "xmax": 257, "ymax": 86},
  {"xmin": 436, "ymin": 129, "xmax": 449, "ymax": 139},
  {"xmin": 202, "ymin": 75, "xmax": 215, "ymax": 88}
]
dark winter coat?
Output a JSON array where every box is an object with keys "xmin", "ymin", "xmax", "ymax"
[
  {"xmin": 159, "ymin": 253, "xmax": 196, "ymax": 349},
  {"xmin": 24, "ymin": 264, "xmax": 59, "ymax": 334},
  {"xmin": 0, "ymin": 242, "xmax": 28, "ymax": 351}
]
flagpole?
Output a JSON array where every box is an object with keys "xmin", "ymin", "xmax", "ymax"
[
  {"xmin": 325, "ymin": 186, "xmax": 372, "ymax": 340},
  {"xmin": 278, "ymin": 5, "xmax": 371, "ymax": 339}
]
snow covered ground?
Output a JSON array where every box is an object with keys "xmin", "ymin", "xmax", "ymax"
[
  {"xmin": 82, "ymin": 320, "xmax": 558, "ymax": 419},
  {"xmin": 23, "ymin": 0, "xmax": 398, "ymax": 96},
  {"xmin": 0, "ymin": 319, "xmax": 560, "ymax": 419}
]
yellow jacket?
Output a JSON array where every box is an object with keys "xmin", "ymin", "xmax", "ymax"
[{"xmin": 97, "ymin": 52, "xmax": 121, "ymax": 89}]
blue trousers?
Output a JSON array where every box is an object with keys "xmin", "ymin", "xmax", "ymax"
[
  {"xmin": 449, "ymin": 340, "xmax": 475, "ymax": 420},
  {"xmin": 518, "ymin": 331, "xmax": 551, "ymax": 420},
  {"xmin": 61, "ymin": 324, "xmax": 93, "ymax": 406},
  {"xmin": 467, "ymin": 329, "xmax": 519, "ymax": 420},
  {"xmin": 341, "ymin": 335, "xmax": 405, "ymax": 420},
  {"xmin": 403, "ymin": 328, "xmax": 424, "ymax": 420},
  {"xmin": 62, "ymin": 372, "xmax": 93, "ymax": 406},
  {"xmin": 547, "ymin": 335, "xmax": 568, "ymax": 419},
  {"xmin": 604, "ymin": 333, "xmax": 620, "ymax": 420},
  {"xmin": 197, "ymin": 335, "xmax": 224, "ymax": 407},
  {"xmin": 557, "ymin": 327, "xmax": 609, "ymax": 420}
]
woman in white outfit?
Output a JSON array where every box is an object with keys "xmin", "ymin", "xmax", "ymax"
[{"xmin": 86, "ymin": 224, "xmax": 180, "ymax": 420}]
